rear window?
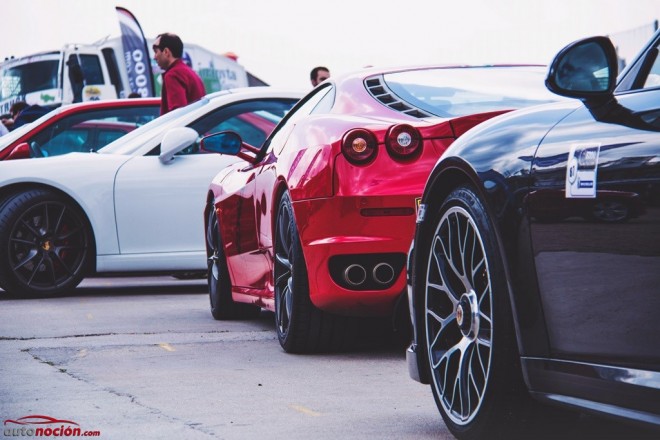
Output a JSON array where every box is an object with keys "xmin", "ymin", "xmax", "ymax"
[
  {"xmin": 30, "ymin": 105, "xmax": 160, "ymax": 156},
  {"xmin": 380, "ymin": 66, "xmax": 560, "ymax": 118}
]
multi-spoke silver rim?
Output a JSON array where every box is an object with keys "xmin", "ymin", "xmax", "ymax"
[
  {"xmin": 8, "ymin": 201, "xmax": 87, "ymax": 291},
  {"xmin": 425, "ymin": 206, "xmax": 493, "ymax": 425},
  {"xmin": 274, "ymin": 201, "xmax": 294, "ymax": 336}
]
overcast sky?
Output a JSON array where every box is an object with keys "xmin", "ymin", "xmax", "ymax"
[{"xmin": 2, "ymin": 0, "xmax": 659, "ymax": 89}]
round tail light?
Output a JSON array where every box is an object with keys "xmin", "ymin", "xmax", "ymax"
[
  {"xmin": 386, "ymin": 124, "xmax": 422, "ymax": 159},
  {"xmin": 342, "ymin": 129, "xmax": 378, "ymax": 165}
]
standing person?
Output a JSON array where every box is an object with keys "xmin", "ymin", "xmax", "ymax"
[
  {"xmin": 153, "ymin": 33, "xmax": 206, "ymax": 115},
  {"xmin": 310, "ymin": 66, "xmax": 330, "ymax": 87},
  {"xmin": 66, "ymin": 55, "xmax": 85, "ymax": 103}
]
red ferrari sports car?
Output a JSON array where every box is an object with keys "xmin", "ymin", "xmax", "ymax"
[
  {"xmin": 0, "ymin": 98, "xmax": 160, "ymax": 160},
  {"xmin": 203, "ymin": 65, "xmax": 560, "ymax": 352}
]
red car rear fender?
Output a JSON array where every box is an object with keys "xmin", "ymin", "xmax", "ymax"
[
  {"xmin": 333, "ymin": 136, "xmax": 455, "ymax": 198},
  {"xmin": 285, "ymin": 144, "xmax": 335, "ymax": 201}
]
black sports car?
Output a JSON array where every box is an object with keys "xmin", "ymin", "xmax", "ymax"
[{"xmin": 406, "ymin": 29, "xmax": 660, "ymax": 439}]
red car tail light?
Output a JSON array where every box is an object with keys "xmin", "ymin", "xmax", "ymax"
[
  {"xmin": 342, "ymin": 129, "xmax": 377, "ymax": 165},
  {"xmin": 385, "ymin": 124, "xmax": 422, "ymax": 159}
]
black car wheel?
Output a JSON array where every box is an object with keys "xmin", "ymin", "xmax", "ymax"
[
  {"xmin": 206, "ymin": 207, "xmax": 261, "ymax": 320},
  {"xmin": 0, "ymin": 189, "xmax": 91, "ymax": 298},
  {"xmin": 274, "ymin": 192, "xmax": 343, "ymax": 353},
  {"xmin": 590, "ymin": 200, "xmax": 629, "ymax": 222},
  {"xmin": 422, "ymin": 186, "xmax": 544, "ymax": 439}
]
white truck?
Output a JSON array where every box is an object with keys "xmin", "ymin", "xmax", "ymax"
[{"xmin": 0, "ymin": 37, "xmax": 264, "ymax": 115}]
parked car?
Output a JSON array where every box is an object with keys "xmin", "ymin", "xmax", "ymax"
[
  {"xmin": 528, "ymin": 188, "xmax": 646, "ymax": 222},
  {"xmin": 0, "ymin": 98, "xmax": 161, "ymax": 160},
  {"xmin": 0, "ymin": 88, "xmax": 301, "ymax": 298},
  {"xmin": 406, "ymin": 30, "xmax": 660, "ymax": 438},
  {"xmin": 202, "ymin": 64, "xmax": 560, "ymax": 353}
]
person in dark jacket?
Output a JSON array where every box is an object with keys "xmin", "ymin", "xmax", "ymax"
[
  {"xmin": 153, "ymin": 33, "xmax": 206, "ymax": 115},
  {"xmin": 8, "ymin": 101, "xmax": 50, "ymax": 130},
  {"xmin": 67, "ymin": 56, "xmax": 85, "ymax": 103}
]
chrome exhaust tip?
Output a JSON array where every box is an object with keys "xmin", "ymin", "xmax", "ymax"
[
  {"xmin": 372, "ymin": 262, "xmax": 395, "ymax": 285},
  {"xmin": 343, "ymin": 264, "xmax": 367, "ymax": 286}
]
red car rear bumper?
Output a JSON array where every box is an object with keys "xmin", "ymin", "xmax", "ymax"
[{"xmin": 292, "ymin": 195, "xmax": 418, "ymax": 317}]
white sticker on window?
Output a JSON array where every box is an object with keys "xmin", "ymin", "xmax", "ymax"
[{"xmin": 566, "ymin": 143, "xmax": 600, "ymax": 198}]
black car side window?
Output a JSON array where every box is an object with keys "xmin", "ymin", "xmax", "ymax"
[
  {"xmin": 178, "ymin": 99, "xmax": 297, "ymax": 156},
  {"xmin": 642, "ymin": 45, "xmax": 660, "ymax": 89}
]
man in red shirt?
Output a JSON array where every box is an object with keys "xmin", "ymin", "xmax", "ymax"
[{"xmin": 153, "ymin": 33, "xmax": 206, "ymax": 115}]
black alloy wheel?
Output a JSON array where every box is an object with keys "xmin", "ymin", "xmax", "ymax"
[
  {"xmin": 421, "ymin": 186, "xmax": 563, "ymax": 440},
  {"xmin": 590, "ymin": 200, "xmax": 629, "ymax": 222},
  {"xmin": 273, "ymin": 192, "xmax": 342, "ymax": 353},
  {"xmin": 0, "ymin": 189, "xmax": 91, "ymax": 298},
  {"xmin": 206, "ymin": 207, "xmax": 260, "ymax": 320}
]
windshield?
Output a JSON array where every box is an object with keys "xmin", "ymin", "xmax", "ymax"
[
  {"xmin": 382, "ymin": 66, "xmax": 560, "ymax": 118},
  {"xmin": 98, "ymin": 98, "xmax": 208, "ymax": 155},
  {"xmin": 1, "ymin": 59, "xmax": 60, "ymax": 100}
]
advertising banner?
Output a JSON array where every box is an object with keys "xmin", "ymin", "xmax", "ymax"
[{"xmin": 116, "ymin": 6, "xmax": 155, "ymax": 97}]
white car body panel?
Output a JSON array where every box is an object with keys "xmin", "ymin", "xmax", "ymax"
[
  {"xmin": 97, "ymin": 252, "xmax": 204, "ymax": 272},
  {"xmin": 113, "ymin": 154, "xmax": 238, "ymax": 255},
  {"xmin": 0, "ymin": 153, "xmax": 130, "ymax": 255},
  {"xmin": 0, "ymin": 87, "xmax": 303, "ymax": 275}
]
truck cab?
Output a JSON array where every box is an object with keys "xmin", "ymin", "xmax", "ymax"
[{"xmin": 1, "ymin": 43, "xmax": 121, "ymax": 114}]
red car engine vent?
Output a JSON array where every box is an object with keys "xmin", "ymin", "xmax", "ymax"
[
  {"xmin": 341, "ymin": 129, "xmax": 378, "ymax": 165},
  {"xmin": 386, "ymin": 124, "xmax": 422, "ymax": 160}
]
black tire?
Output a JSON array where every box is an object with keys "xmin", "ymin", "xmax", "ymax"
[
  {"xmin": 0, "ymin": 189, "xmax": 91, "ymax": 298},
  {"xmin": 273, "ymin": 193, "xmax": 346, "ymax": 353},
  {"xmin": 206, "ymin": 207, "xmax": 261, "ymax": 320},
  {"xmin": 421, "ymin": 186, "xmax": 565, "ymax": 439},
  {"xmin": 589, "ymin": 200, "xmax": 629, "ymax": 222}
]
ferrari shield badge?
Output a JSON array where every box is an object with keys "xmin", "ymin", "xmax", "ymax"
[
  {"xmin": 415, "ymin": 198, "xmax": 425, "ymax": 223},
  {"xmin": 566, "ymin": 143, "xmax": 600, "ymax": 198}
]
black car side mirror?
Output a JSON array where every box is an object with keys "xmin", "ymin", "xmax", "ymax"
[
  {"xmin": 201, "ymin": 130, "xmax": 262, "ymax": 164},
  {"xmin": 546, "ymin": 36, "xmax": 618, "ymax": 104},
  {"xmin": 201, "ymin": 131, "xmax": 243, "ymax": 155}
]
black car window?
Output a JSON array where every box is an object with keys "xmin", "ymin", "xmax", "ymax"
[
  {"xmin": 41, "ymin": 127, "xmax": 90, "ymax": 155},
  {"xmin": 177, "ymin": 98, "xmax": 297, "ymax": 155},
  {"xmin": 618, "ymin": 33, "xmax": 660, "ymax": 92},
  {"xmin": 78, "ymin": 54, "xmax": 104, "ymax": 85},
  {"xmin": 642, "ymin": 45, "xmax": 660, "ymax": 89},
  {"xmin": 29, "ymin": 105, "xmax": 160, "ymax": 157},
  {"xmin": 98, "ymin": 128, "xmax": 130, "ymax": 146}
]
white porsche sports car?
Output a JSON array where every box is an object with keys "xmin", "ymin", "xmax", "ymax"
[{"xmin": 0, "ymin": 88, "xmax": 301, "ymax": 297}]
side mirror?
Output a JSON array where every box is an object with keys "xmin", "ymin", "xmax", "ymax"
[
  {"xmin": 201, "ymin": 131, "xmax": 243, "ymax": 155},
  {"xmin": 5, "ymin": 142, "xmax": 31, "ymax": 160},
  {"xmin": 546, "ymin": 36, "xmax": 618, "ymax": 102},
  {"xmin": 159, "ymin": 127, "xmax": 199, "ymax": 164}
]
